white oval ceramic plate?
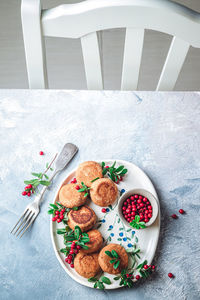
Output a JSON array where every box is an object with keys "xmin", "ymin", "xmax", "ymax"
[{"xmin": 50, "ymin": 159, "xmax": 160, "ymax": 289}]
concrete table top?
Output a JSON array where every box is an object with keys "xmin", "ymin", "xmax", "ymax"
[{"xmin": 0, "ymin": 90, "xmax": 199, "ymax": 300}]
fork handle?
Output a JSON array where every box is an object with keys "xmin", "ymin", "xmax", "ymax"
[{"xmin": 33, "ymin": 170, "xmax": 59, "ymax": 206}]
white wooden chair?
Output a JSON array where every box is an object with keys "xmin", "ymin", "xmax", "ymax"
[{"xmin": 21, "ymin": 0, "xmax": 200, "ymax": 90}]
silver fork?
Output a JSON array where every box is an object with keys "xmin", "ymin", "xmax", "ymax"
[{"xmin": 11, "ymin": 143, "xmax": 78, "ymax": 238}]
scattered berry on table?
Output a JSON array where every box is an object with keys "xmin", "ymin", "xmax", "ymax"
[
  {"xmin": 179, "ymin": 209, "xmax": 185, "ymax": 214},
  {"xmin": 171, "ymin": 214, "xmax": 178, "ymax": 219},
  {"xmin": 101, "ymin": 208, "xmax": 106, "ymax": 213},
  {"xmin": 39, "ymin": 151, "xmax": 44, "ymax": 155},
  {"xmin": 168, "ymin": 273, "xmax": 174, "ymax": 278}
]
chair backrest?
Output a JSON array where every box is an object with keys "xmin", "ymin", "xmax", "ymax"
[{"xmin": 21, "ymin": 0, "xmax": 200, "ymax": 90}]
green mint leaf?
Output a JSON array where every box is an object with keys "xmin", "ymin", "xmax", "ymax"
[
  {"xmin": 111, "ymin": 161, "xmax": 116, "ymax": 169},
  {"xmin": 101, "ymin": 162, "xmax": 105, "ymax": 168},
  {"xmin": 105, "ymin": 250, "xmax": 113, "ymax": 258},
  {"xmin": 88, "ymin": 277, "xmax": 98, "ymax": 282},
  {"xmin": 74, "ymin": 226, "xmax": 82, "ymax": 239},
  {"xmin": 94, "ymin": 282, "xmax": 98, "ymax": 289},
  {"xmin": 80, "ymin": 244, "xmax": 89, "ymax": 250},
  {"xmin": 114, "ymin": 260, "xmax": 120, "ymax": 269},
  {"xmin": 119, "ymin": 168, "xmax": 128, "ymax": 175},
  {"xmin": 40, "ymin": 180, "xmax": 51, "ymax": 186},
  {"xmin": 78, "ymin": 187, "xmax": 86, "ymax": 192},
  {"xmin": 31, "ymin": 172, "xmax": 43, "ymax": 178},
  {"xmin": 110, "ymin": 259, "xmax": 117, "ymax": 264},
  {"xmin": 91, "ymin": 177, "xmax": 99, "ymax": 183},
  {"xmin": 97, "ymin": 281, "xmax": 104, "ymax": 290},
  {"xmin": 24, "ymin": 179, "xmax": 39, "ymax": 185},
  {"xmin": 56, "ymin": 202, "xmax": 64, "ymax": 208},
  {"xmin": 72, "ymin": 206, "xmax": 79, "ymax": 211},
  {"xmin": 44, "ymin": 174, "xmax": 49, "ymax": 180},
  {"xmin": 115, "ymin": 165, "xmax": 124, "ymax": 172},
  {"xmin": 121, "ymin": 269, "xmax": 127, "ymax": 276},
  {"xmin": 48, "ymin": 209, "xmax": 54, "ymax": 214},
  {"xmin": 111, "ymin": 250, "xmax": 119, "ymax": 258},
  {"xmin": 102, "ymin": 169, "xmax": 107, "ymax": 175},
  {"xmin": 127, "ymin": 280, "xmax": 133, "ymax": 288},
  {"xmin": 50, "ymin": 204, "xmax": 58, "ymax": 209},
  {"xmin": 84, "ymin": 192, "xmax": 88, "ymax": 197},
  {"xmin": 100, "ymin": 276, "xmax": 111, "ymax": 285},
  {"xmin": 114, "ymin": 276, "xmax": 120, "ymax": 280},
  {"xmin": 57, "ymin": 228, "xmax": 66, "ymax": 234},
  {"xmin": 135, "ymin": 215, "xmax": 140, "ymax": 222},
  {"xmin": 119, "ymin": 279, "xmax": 124, "ymax": 286}
]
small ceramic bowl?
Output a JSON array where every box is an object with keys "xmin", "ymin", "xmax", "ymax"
[{"xmin": 118, "ymin": 188, "xmax": 158, "ymax": 228}]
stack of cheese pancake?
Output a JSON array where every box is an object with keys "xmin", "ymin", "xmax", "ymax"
[{"xmin": 58, "ymin": 161, "xmax": 128, "ymax": 278}]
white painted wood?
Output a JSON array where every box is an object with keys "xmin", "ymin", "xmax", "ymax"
[
  {"xmin": 21, "ymin": 0, "xmax": 48, "ymax": 89},
  {"xmin": 121, "ymin": 28, "xmax": 144, "ymax": 90},
  {"xmin": 42, "ymin": 0, "xmax": 200, "ymax": 48},
  {"xmin": 81, "ymin": 32, "xmax": 103, "ymax": 90},
  {"xmin": 21, "ymin": 0, "xmax": 200, "ymax": 89},
  {"xmin": 157, "ymin": 37, "xmax": 190, "ymax": 91}
]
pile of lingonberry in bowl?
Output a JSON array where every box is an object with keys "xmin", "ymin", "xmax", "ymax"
[{"xmin": 118, "ymin": 188, "xmax": 159, "ymax": 229}]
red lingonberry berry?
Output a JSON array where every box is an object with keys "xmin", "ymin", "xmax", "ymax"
[
  {"xmin": 22, "ymin": 191, "xmax": 27, "ymax": 196},
  {"xmin": 27, "ymin": 192, "xmax": 31, "ymax": 197},
  {"xmin": 77, "ymin": 245, "xmax": 81, "ymax": 250},
  {"xmin": 57, "ymin": 219, "xmax": 61, "ymax": 223},
  {"xmin": 136, "ymin": 275, "xmax": 140, "ymax": 280},
  {"xmin": 151, "ymin": 265, "xmax": 155, "ymax": 270},
  {"xmin": 179, "ymin": 209, "xmax": 185, "ymax": 214},
  {"xmin": 75, "ymin": 185, "xmax": 80, "ymax": 190},
  {"xmin": 55, "ymin": 211, "xmax": 59, "ymax": 215},
  {"xmin": 102, "ymin": 208, "xmax": 106, "ymax": 213},
  {"xmin": 70, "ymin": 264, "xmax": 74, "ymax": 268},
  {"xmin": 39, "ymin": 151, "xmax": 44, "ymax": 155},
  {"xmin": 171, "ymin": 214, "xmax": 178, "ymax": 219},
  {"xmin": 144, "ymin": 265, "xmax": 148, "ymax": 270},
  {"xmin": 52, "ymin": 217, "xmax": 56, "ymax": 222},
  {"xmin": 168, "ymin": 273, "xmax": 174, "ymax": 278}
]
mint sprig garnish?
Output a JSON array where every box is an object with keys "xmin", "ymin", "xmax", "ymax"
[
  {"xmin": 24, "ymin": 154, "xmax": 57, "ymax": 193},
  {"xmin": 136, "ymin": 260, "xmax": 152, "ymax": 278},
  {"xmin": 105, "ymin": 250, "xmax": 121, "ymax": 269},
  {"xmin": 63, "ymin": 225, "xmax": 89, "ymax": 250},
  {"xmin": 130, "ymin": 215, "xmax": 146, "ymax": 229},
  {"xmin": 101, "ymin": 161, "xmax": 127, "ymax": 183},
  {"xmin": 88, "ymin": 276, "xmax": 111, "ymax": 289},
  {"xmin": 114, "ymin": 269, "xmax": 134, "ymax": 288},
  {"xmin": 77, "ymin": 182, "xmax": 91, "ymax": 197}
]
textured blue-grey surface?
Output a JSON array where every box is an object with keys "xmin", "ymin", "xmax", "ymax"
[{"xmin": 0, "ymin": 90, "xmax": 200, "ymax": 300}]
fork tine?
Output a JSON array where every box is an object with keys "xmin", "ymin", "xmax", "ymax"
[
  {"xmin": 13, "ymin": 210, "xmax": 31, "ymax": 236},
  {"xmin": 10, "ymin": 208, "xmax": 29, "ymax": 234},
  {"xmin": 16, "ymin": 211, "xmax": 35, "ymax": 237},
  {"xmin": 19, "ymin": 213, "xmax": 36, "ymax": 238}
]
